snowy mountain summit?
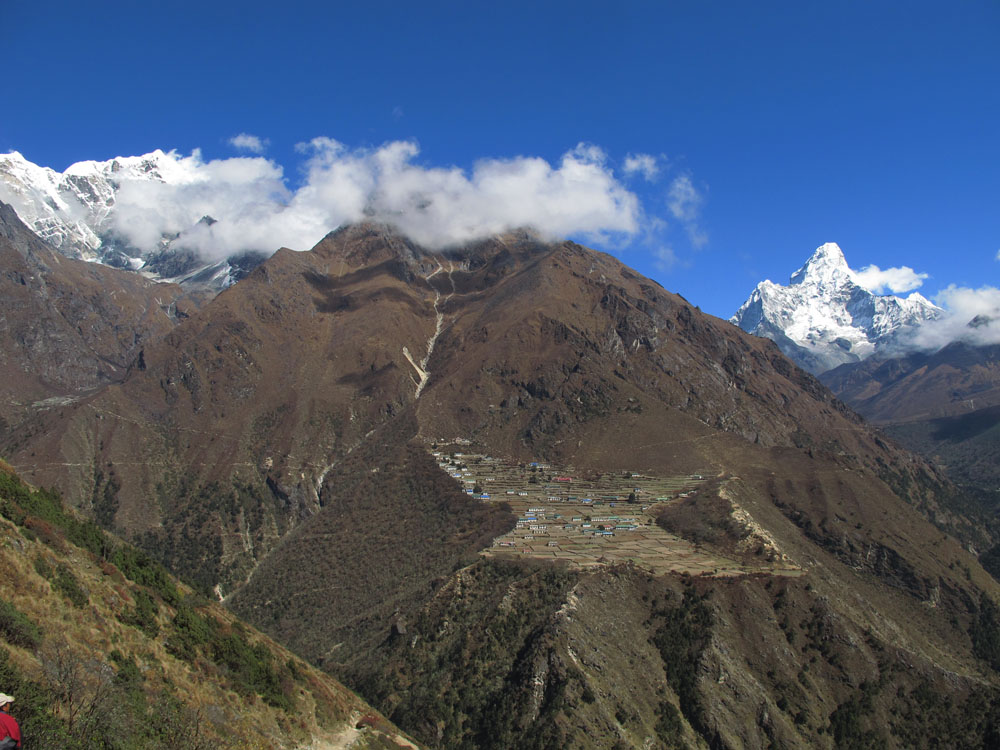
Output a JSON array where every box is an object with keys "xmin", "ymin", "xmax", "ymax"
[
  {"xmin": 0, "ymin": 151, "xmax": 263, "ymax": 289},
  {"xmin": 0, "ymin": 150, "xmax": 185, "ymax": 259},
  {"xmin": 731, "ymin": 243, "xmax": 942, "ymax": 374}
]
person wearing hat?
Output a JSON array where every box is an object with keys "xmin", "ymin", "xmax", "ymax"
[{"xmin": 0, "ymin": 693, "xmax": 19, "ymax": 749}]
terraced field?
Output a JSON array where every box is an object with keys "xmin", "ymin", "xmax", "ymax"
[{"xmin": 433, "ymin": 448, "xmax": 802, "ymax": 577}]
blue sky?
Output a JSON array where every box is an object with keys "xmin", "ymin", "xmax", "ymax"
[{"xmin": 2, "ymin": 0, "xmax": 998, "ymax": 319}]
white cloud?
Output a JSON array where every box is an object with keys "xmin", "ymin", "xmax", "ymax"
[
  {"xmin": 666, "ymin": 175, "xmax": 700, "ymax": 221},
  {"xmin": 667, "ymin": 175, "xmax": 707, "ymax": 248},
  {"xmin": 851, "ymin": 264, "xmax": 928, "ymax": 294},
  {"xmin": 907, "ymin": 285, "xmax": 1000, "ymax": 349},
  {"xmin": 111, "ymin": 153, "xmax": 295, "ymax": 257},
  {"xmin": 623, "ymin": 153, "xmax": 659, "ymax": 181},
  {"xmin": 652, "ymin": 245, "xmax": 679, "ymax": 271},
  {"xmin": 228, "ymin": 133, "xmax": 269, "ymax": 154},
  {"xmin": 106, "ymin": 139, "xmax": 643, "ymax": 260}
]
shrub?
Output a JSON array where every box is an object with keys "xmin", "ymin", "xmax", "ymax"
[
  {"xmin": 109, "ymin": 545, "xmax": 180, "ymax": 606},
  {"xmin": 165, "ymin": 604, "xmax": 216, "ymax": 661},
  {"xmin": 51, "ymin": 564, "xmax": 89, "ymax": 608},
  {"xmin": 166, "ymin": 605, "xmax": 290, "ymax": 709},
  {"xmin": 32, "ymin": 556, "xmax": 52, "ymax": 579},
  {"xmin": 1, "ymin": 467, "xmax": 181, "ymax": 605},
  {"xmin": 652, "ymin": 585, "xmax": 713, "ymax": 739},
  {"xmin": 972, "ymin": 594, "xmax": 1000, "ymax": 671},
  {"xmin": 118, "ymin": 589, "xmax": 160, "ymax": 638},
  {"xmin": 0, "ymin": 598, "xmax": 43, "ymax": 649},
  {"xmin": 655, "ymin": 702, "xmax": 683, "ymax": 745},
  {"xmin": 34, "ymin": 557, "xmax": 89, "ymax": 608},
  {"xmin": 109, "ymin": 649, "xmax": 143, "ymax": 691}
]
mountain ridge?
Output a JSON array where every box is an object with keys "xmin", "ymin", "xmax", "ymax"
[
  {"xmin": 0, "ymin": 201, "xmax": 204, "ymax": 433},
  {"xmin": 0, "ymin": 459, "xmax": 419, "ymax": 749},
  {"xmin": 4, "ymin": 222, "xmax": 966, "ymax": 589}
]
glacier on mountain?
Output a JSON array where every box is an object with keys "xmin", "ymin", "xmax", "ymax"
[
  {"xmin": 0, "ymin": 150, "xmax": 186, "ymax": 258},
  {"xmin": 0, "ymin": 150, "xmax": 259, "ymax": 288},
  {"xmin": 731, "ymin": 243, "xmax": 942, "ymax": 374}
]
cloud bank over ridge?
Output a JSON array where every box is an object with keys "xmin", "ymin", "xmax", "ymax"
[
  {"xmin": 838, "ymin": 258, "xmax": 1000, "ymax": 351},
  {"xmin": 109, "ymin": 139, "xmax": 647, "ymax": 261},
  {"xmin": 904, "ymin": 284, "xmax": 1000, "ymax": 350}
]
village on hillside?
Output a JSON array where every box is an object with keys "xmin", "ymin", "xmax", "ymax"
[{"xmin": 432, "ymin": 446, "xmax": 802, "ymax": 578}]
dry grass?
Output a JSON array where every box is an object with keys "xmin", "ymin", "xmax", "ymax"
[{"xmin": 0, "ymin": 478, "xmax": 419, "ymax": 750}]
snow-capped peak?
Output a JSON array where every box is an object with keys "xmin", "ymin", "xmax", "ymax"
[
  {"xmin": 789, "ymin": 242, "xmax": 852, "ymax": 287},
  {"xmin": 0, "ymin": 150, "xmax": 265, "ymax": 290},
  {"xmin": 62, "ymin": 149, "xmax": 201, "ymax": 185},
  {"xmin": 731, "ymin": 243, "xmax": 943, "ymax": 374},
  {"xmin": 0, "ymin": 149, "xmax": 202, "ymax": 260}
]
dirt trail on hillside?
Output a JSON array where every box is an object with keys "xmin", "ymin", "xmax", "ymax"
[{"xmin": 303, "ymin": 713, "xmax": 421, "ymax": 749}]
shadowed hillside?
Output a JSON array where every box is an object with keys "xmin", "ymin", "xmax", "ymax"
[{"xmin": 822, "ymin": 344, "xmax": 1000, "ymax": 564}]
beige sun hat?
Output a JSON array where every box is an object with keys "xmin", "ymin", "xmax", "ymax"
[{"xmin": 0, "ymin": 693, "xmax": 12, "ymax": 706}]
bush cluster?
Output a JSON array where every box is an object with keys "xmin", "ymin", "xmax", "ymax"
[
  {"xmin": 0, "ymin": 599, "xmax": 42, "ymax": 649},
  {"xmin": 651, "ymin": 584, "xmax": 714, "ymax": 744},
  {"xmin": 118, "ymin": 589, "xmax": 160, "ymax": 638},
  {"xmin": 0, "ymin": 465, "xmax": 290, "ymax": 745},
  {"xmin": 167, "ymin": 605, "xmax": 291, "ymax": 710}
]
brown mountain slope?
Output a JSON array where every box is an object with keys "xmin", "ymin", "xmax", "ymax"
[
  {"xmin": 6, "ymin": 223, "xmax": 1000, "ymax": 747},
  {"xmin": 5, "ymin": 223, "xmax": 947, "ymax": 591},
  {"xmin": 820, "ymin": 342, "xmax": 1000, "ymax": 425},
  {"xmin": 230, "ymin": 437, "xmax": 1000, "ymax": 748},
  {"xmin": 821, "ymin": 343, "xmax": 1000, "ymax": 551},
  {"xmin": 0, "ymin": 201, "xmax": 197, "ymax": 433}
]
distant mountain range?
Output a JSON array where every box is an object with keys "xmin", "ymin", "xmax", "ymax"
[
  {"xmin": 0, "ymin": 150, "xmax": 265, "ymax": 289},
  {"xmin": 731, "ymin": 242, "xmax": 942, "ymax": 374},
  {"xmin": 734, "ymin": 244, "xmax": 1000, "ymax": 548}
]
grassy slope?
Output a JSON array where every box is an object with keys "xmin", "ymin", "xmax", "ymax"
[{"xmin": 0, "ymin": 459, "xmax": 418, "ymax": 750}]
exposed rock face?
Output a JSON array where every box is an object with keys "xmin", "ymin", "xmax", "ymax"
[{"xmin": 732, "ymin": 243, "xmax": 942, "ymax": 373}]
